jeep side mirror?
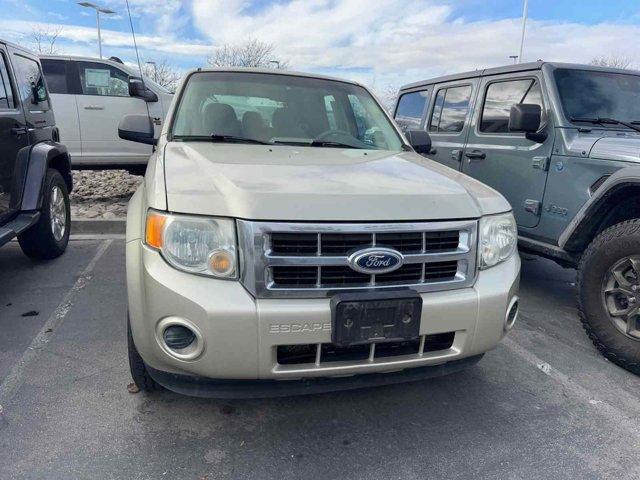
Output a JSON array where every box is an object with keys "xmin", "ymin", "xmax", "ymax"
[
  {"xmin": 509, "ymin": 104, "xmax": 548, "ymax": 143},
  {"xmin": 405, "ymin": 129, "xmax": 432, "ymax": 155},
  {"xmin": 128, "ymin": 77, "xmax": 158, "ymax": 103},
  {"xmin": 118, "ymin": 114, "xmax": 157, "ymax": 145}
]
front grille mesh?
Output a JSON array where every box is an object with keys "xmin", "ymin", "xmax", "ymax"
[
  {"xmin": 271, "ymin": 261, "xmax": 459, "ymax": 289},
  {"xmin": 238, "ymin": 220, "xmax": 477, "ymax": 297},
  {"xmin": 270, "ymin": 231, "xmax": 459, "ymax": 257},
  {"xmin": 277, "ymin": 332, "xmax": 456, "ymax": 365}
]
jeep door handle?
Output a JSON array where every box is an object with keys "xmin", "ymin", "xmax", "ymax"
[
  {"xmin": 83, "ymin": 105, "xmax": 104, "ymax": 110},
  {"xmin": 465, "ymin": 150, "xmax": 486, "ymax": 160},
  {"xmin": 10, "ymin": 126, "xmax": 27, "ymax": 136}
]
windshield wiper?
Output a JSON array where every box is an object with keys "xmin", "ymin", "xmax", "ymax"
[
  {"xmin": 309, "ymin": 140, "xmax": 365, "ymax": 149},
  {"xmin": 570, "ymin": 116, "xmax": 640, "ymax": 133},
  {"xmin": 210, "ymin": 134, "xmax": 272, "ymax": 145}
]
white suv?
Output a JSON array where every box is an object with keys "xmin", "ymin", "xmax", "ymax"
[
  {"xmin": 40, "ymin": 55, "xmax": 174, "ymax": 174},
  {"xmin": 121, "ymin": 68, "xmax": 521, "ymax": 397}
]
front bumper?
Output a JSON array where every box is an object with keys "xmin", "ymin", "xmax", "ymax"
[{"xmin": 127, "ymin": 240, "xmax": 520, "ymax": 385}]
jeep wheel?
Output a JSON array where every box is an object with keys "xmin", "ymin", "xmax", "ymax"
[
  {"xmin": 578, "ymin": 219, "xmax": 640, "ymax": 375},
  {"xmin": 18, "ymin": 168, "xmax": 70, "ymax": 259},
  {"xmin": 128, "ymin": 315, "xmax": 161, "ymax": 392}
]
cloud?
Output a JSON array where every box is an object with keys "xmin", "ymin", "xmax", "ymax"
[{"xmin": 190, "ymin": 0, "xmax": 640, "ymax": 88}]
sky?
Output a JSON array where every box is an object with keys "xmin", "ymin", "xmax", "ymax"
[{"xmin": 2, "ymin": 0, "xmax": 640, "ymax": 94}]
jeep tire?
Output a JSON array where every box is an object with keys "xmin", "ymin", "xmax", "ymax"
[
  {"xmin": 18, "ymin": 168, "xmax": 70, "ymax": 260},
  {"xmin": 578, "ymin": 219, "xmax": 640, "ymax": 375},
  {"xmin": 128, "ymin": 315, "xmax": 161, "ymax": 392}
]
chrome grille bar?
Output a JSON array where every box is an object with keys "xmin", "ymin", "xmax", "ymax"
[{"xmin": 237, "ymin": 220, "xmax": 478, "ymax": 299}]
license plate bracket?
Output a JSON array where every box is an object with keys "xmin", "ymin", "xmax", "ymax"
[{"xmin": 330, "ymin": 290, "xmax": 422, "ymax": 347}]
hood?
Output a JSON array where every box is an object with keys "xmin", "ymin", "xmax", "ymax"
[
  {"xmin": 162, "ymin": 143, "xmax": 509, "ymax": 221},
  {"xmin": 590, "ymin": 135, "xmax": 640, "ymax": 163}
]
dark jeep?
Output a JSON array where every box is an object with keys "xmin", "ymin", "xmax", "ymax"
[{"xmin": 0, "ymin": 40, "xmax": 71, "ymax": 258}]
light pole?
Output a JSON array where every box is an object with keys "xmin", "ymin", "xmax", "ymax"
[
  {"xmin": 509, "ymin": 55, "xmax": 519, "ymax": 64},
  {"xmin": 518, "ymin": 0, "xmax": 529, "ymax": 63},
  {"xmin": 269, "ymin": 60, "xmax": 281, "ymax": 69},
  {"xmin": 77, "ymin": 2, "xmax": 116, "ymax": 58}
]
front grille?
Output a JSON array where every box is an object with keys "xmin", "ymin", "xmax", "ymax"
[
  {"xmin": 277, "ymin": 332, "xmax": 456, "ymax": 365},
  {"xmin": 270, "ymin": 230, "xmax": 460, "ymax": 256},
  {"xmin": 238, "ymin": 220, "xmax": 477, "ymax": 298},
  {"xmin": 271, "ymin": 261, "xmax": 459, "ymax": 289}
]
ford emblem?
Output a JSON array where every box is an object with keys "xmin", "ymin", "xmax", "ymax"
[{"xmin": 348, "ymin": 248, "xmax": 403, "ymax": 274}]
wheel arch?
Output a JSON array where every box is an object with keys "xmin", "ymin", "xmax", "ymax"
[
  {"xmin": 20, "ymin": 142, "xmax": 72, "ymax": 211},
  {"xmin": 560, "ymin": 167, "xmax": 640, "ymax": 253}
]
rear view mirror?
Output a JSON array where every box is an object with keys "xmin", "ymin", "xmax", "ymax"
[
  {"xmin": 405, "ymin": 129, "xmax": 432, "ymax": 155},
  {"xmin": 129, "ymin": 77, "xmax": 158, "ymax": 103},
  {"xmin": 118, "ymin": 114, "xmax": 157, "ymax": 145}
]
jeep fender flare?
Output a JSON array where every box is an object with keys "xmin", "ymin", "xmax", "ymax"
[
  {"xmin": 20, "ymin": 141, "xmax": 72, "ymax": 211},
  {"xmin": 560, "ymin": 166, "xmax": 640, "ymax": 252}
]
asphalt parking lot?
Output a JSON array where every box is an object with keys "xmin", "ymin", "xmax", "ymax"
[{"xmin": 1, "ymin": 238, "xmax": 639, "ymax": 480}]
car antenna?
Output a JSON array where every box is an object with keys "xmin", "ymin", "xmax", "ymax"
[{"xmin": 125, "ymin": 0, "xmax": 145, "ymax": 84}]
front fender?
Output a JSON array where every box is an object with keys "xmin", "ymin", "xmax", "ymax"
[
  {"xmin": 559, "ymin": 166, "xmax": 640, "ymax": 251},
  {"xmin": 20, "ymin": 142, "xmax": 71, "ymax": 211}
]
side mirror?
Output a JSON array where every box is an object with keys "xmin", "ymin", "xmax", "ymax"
[
  {"xmin": 128, "ymin": 77, "xmax": 158, "ymax": 102},
  {"xmin": 405, "ymin": 129, "xmax": 432, "ymax": 155},
  {"xmin": 118, "ymin": 114, "xmax": 157, "ymax": 145},
  {"xmin": 509, "ymin": 104, "xmax": 541, "ymax": 133}
]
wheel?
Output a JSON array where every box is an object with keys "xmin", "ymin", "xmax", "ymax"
[
  {"xmin": 578, "ymin": 219, "xmax": 640, "ymax": 375},
  {"xmin": 126, "ymin": 165, "xmax": 146, "ymax": 176},
  {"xmin": 18, "ymin": 168, "xmax": 70, "ymax": 259},
  {"xmin": 128, "ymin": 315, "xmax": 161, "ymax": 392}
]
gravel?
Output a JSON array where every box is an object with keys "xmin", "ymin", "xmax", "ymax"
[{"xmin": 70, "ymin": 170, "xmax": 143, "ymax": 219}]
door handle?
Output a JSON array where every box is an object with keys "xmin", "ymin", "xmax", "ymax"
[
  {"xmin": 10, "ymin": 126, "xmax": 27, "ymax": 137},
  {"xmin": 83, "ymin": 105, "xmax": 104, "ymax": 110},
  {"xmin": 465, "ymin": 150, "xmax": 486, "ymax": 160}
]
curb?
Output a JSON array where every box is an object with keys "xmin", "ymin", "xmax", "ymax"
[{"xmin": 71, "ymin": 218, "xmax": 126, "ymax": 235}]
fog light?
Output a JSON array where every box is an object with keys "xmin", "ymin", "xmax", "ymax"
[
  {"xmin": 505, "ymin": 297, "xmax": 519, "ymax": 332},
  {"xmin": 163, "ymin": 325, "xmax": 196, "ymax": 350}
]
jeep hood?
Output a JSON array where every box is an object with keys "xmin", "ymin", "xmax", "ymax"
[
  {"xmin": 590, "ymin": 135, "xmax": 640, "ymax": 162},
  {"xmin": 162, "ymin": 143, "xmax": 509, "ymax": 221}
]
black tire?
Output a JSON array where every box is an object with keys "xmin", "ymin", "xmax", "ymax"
[
  {"xmin": 18, "ymin": 168, "xmax": 70, "ymax": 259},
  {"xmin": 128, "ymin": 315, "xmax": 161, "ymax": 392},
  {"xmin": 578, "ymin": 219, "xmax": 640, "ymax": 375},
  {"xmin": 126, "ymin": 165, "xmax": 146, "ymax": 176}
]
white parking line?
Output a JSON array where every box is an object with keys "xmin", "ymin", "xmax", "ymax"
[
  {"xmin": 0, "ymin": 240, "xmax": 112, "ymax": 407},
  {"xmin": 502, "ymin": 336, "xmax": 640, "ymax": 438}
]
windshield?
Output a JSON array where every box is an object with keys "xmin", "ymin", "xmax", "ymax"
[
  {"xmin": 555, "ymin": 68, "xmax": 640, "ymax": 126},
  {"xmin": 171, "ymin": 72, "xmax": 404, "ymax": 150}
]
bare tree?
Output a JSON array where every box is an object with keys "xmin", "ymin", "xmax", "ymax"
[
  {"xmin": 142, "ymin": 59, "xmax": 182, "ymax": 93},
  {"xmin": 207, "ymin": 38, "xmax": 289, "ymax": 69},
  {"xmin": 377, "ymin": 84, "xmax": 400, "ymax": 114},
  {"xmin": 589, "ymin": 55, "xmax": 633, "ymax": 69},
  {"xmin": 31, "ymin": 24, "xmax": 63, "ymax": 54}
]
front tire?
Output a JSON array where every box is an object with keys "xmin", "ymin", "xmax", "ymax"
[
  {"xmin": 578, "ymin": 219, "xmax": 640, "ymax": 375},
  {"xmin": 18, "ymin": 168, "xmax": 70, "ymax": 259}
]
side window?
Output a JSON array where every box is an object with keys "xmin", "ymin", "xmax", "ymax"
[
  {"xmin": 12, "ymin": 54, "xmax": 49, "ymax": 111},
  {"xmin": 394, "ymin": 90, "xmax": 429, "ymax": 131},
  {"xmin": 480, "ymin": 79, "xmax": 544, "ymax": 133},
  {"xmin": 429, "ymin": 85, "xmax": 472, "ymax": 133},
  {"xmin": 0, "ymin": 52, "xmax": 14, "ymax": 109},
  {"xmin": 77, "ymin": 61, "xmax": 130, "ymax": 97},
  {"xmin": 41, "ymin": 59, "xmax": 69, "ymax": 94}
]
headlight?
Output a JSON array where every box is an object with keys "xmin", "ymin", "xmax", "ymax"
[
  {"xmin": 478, "ymin": 212, "xmax": 517, "ymax": 269},
  {"xmin": 145, "ymin": 210, "xmax": 237, "ymax": 279}
]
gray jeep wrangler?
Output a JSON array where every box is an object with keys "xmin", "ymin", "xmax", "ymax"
[{"xmin": 395, "ymin": 61, "xmax": 640, "ymax": 374}]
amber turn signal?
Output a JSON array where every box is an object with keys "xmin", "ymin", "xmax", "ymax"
[{"xmin": 145, "ymin": 211, "xmax": 167, "ymax": 249}]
